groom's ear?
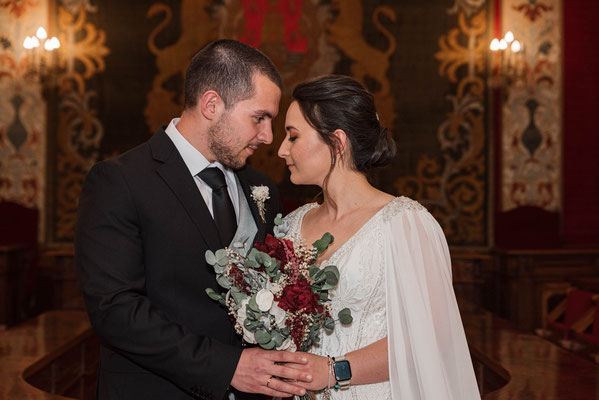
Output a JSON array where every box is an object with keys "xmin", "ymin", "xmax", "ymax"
[{"xmin": 200, "ymin": 90, "xmax": 225, "ymax": 121}]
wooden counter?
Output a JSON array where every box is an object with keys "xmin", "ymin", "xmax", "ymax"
[
  {"xmin": 0, "ymin": 310, "xmax": 98, "ymax": 399},
  {"xmin": 461, "ymin": 301, "xmax": 599, "ymax": 399}
]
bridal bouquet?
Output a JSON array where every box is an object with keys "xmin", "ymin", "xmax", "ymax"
[{"xmin": 205, "ymin": 214, "xmax": 352, "ymax": 352}]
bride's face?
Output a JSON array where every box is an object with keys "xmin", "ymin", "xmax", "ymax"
[{"xmin": 278, "ymin": 101, "xmax": 333, "ymax": 186}]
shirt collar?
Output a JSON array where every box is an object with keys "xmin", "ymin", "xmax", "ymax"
[{"xmin": 165, "ymin": 118, "xmax": 230, "ymax": 177}]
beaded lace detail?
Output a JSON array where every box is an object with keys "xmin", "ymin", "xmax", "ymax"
[{"xmin": 283, "ymin": 197, "xmax": 427, "ymax": 400}]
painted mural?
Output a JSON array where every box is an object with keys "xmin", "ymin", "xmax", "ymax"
[{"xmin": 501, "ymin": 0, "xmax": 562, "ymax": 212}]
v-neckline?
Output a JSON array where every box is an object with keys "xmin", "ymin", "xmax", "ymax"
[{"xmin": 297, "ymin": 197, "xmax": 398, "ymax": 265}]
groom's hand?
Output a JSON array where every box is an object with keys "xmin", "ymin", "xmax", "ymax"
[{"xmin": 230, "ymin": 347, "xmax": 312, "ymax": 397}]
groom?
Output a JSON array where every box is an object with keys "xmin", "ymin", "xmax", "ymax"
[{"xmin": 75, "ymin": 40, "xmax": 310, "ymax": 400}]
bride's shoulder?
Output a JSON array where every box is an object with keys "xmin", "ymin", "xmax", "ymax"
[
  {"xmin": 381, "ymin": 196, "xmax": 428, "ymax": 221},
  {"xmin": 283, "ymin": 202, "xmax": 318, "ymax": 222}
]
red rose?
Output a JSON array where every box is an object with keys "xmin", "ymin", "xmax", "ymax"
[
  {"xmin": 254, "ymin": 234, "xmax": 294, "ymax": 266},
  {"xmin": 277, "ymin": 277, "xmax": 321, "ymax": 314}
]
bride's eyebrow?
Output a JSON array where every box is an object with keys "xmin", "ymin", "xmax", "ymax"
[{"xmin": 285, "ymin": 125, "xmax": 298, "ymax": 132}]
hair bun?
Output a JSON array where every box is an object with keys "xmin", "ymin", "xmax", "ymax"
[{"xmin": 364, "ymin": 126, "xmax": 396, "ymax": 170}]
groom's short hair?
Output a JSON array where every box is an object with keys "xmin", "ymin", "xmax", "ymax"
[{"xmin": 184, "ymin": 39, "xmax": 282, "ymax": 110}]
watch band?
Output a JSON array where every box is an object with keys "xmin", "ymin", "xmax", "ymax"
[{"xmin": 333, "ymin": 355, "xmax": 352, "ymax": 389}]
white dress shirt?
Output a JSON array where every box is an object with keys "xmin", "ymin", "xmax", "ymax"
[{"xmin": 164, "ymin": 118, "xmax": 240, "ymax": 222}]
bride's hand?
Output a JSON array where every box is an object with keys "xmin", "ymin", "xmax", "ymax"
[{"xmin": 283, "ymin": 352, "xmax": 331, "ymax": 391}]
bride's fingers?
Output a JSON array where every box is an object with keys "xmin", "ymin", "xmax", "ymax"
[
  {"xmin": 268, "ymin": 350, "xmax": 308, "ymax": 364},
  {"xmin": 265, "ymin": 377, "xmax": 307, "ymax": 397},
  {"xmin": 271, "ymin": 363, "xmax": 313, "ymax": 383}
]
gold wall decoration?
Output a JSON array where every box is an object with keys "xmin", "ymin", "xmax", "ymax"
[
  {"xmin": 53, "ymin": 3, "xmax": 109, "ymax": 240},
  {"xmin": 396, "ymin": 7, "xmax": 488, "ymax": 245},
  {"xmin": 145, "ymin": 0, "xmax": 218, "ymax": 133},
  {"xmin": 326, "ymin": 0, "xmax": 396, "ymax": 130}
]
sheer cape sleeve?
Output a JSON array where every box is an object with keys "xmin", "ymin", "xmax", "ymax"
[{"xmin": 383, "ymin": 203, "xmax": 480, "ymax": 399}]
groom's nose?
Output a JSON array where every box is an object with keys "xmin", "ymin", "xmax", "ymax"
[{"xmin": 257, "ymin": 121, "xmax": 273, "ymax": 144}]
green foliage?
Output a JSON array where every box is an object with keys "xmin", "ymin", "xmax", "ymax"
[
  {"xmin": 338, "ymin": 308, "xmax": 353, "ymax": 325},
  {"xmin": 313, "ymin": 232, "xmax": 334, "ymax": 256}
]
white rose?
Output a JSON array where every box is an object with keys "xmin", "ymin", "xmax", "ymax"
[
  {"xmin": 256, "ymin": 289, "xmax": 274, "ymax": 312},
  {"xmin": 276, "ymin": 337, "xmax": 293, "ymax": 351},
  {"xmin": 270, "ymin": 301, "xmax": 287, "ymax": 328}
]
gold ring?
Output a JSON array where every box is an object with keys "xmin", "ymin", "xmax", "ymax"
[{"xmin": 266, "ymin": 376, "xmax": 274, "ymax": 388}]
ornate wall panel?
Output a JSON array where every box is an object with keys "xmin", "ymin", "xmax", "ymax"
[
  {"xmin": 50, "ymin": 0, "xmax": 108, "ymax": 241},
  {"xmin": 0, "ymin": 0, "xmax": 47, "ymax": 239},
  {"xmin": 15, "ymin": 0, "xmax": 491, "ymax": 246},
  {"xmin": 501, "ymin": 0, "xmax": 562, "ymax": 212}
]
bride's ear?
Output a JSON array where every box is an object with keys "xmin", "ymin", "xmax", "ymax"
[{"xmin": 332, "ymin": 129, "xmax": 348, "ymax": 159}]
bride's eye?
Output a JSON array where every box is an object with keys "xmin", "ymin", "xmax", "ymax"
[{"xmin": 288, "ymin": 136, "xmax": 298, "ymax": 142}]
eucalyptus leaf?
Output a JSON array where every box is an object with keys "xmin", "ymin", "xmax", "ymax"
[
  {"xmin": 261, "ymin": 339, "xmax": 276, "ymax": 350},
  {"xmin": 309, "ymin": 266, "xmax": 320, "ymax": 279},
  {"xmin": 244, "ymin": 259, "xmax": 259, "ymax": 269},
  {"xmin": 281, "ymin": 327, "xmax": 290, "ymax": 336},
  {"xmin": 271, "ymin": 330, "xmax": 284, "ymax": 347},
  {"xmin": 323, "ymin": 265, "xmax": 340, "ymax": 281},
  {"xmin": 205, "ymin": 288, "xmax": 223, "ymax": 302},
  {"xmin": 205, "ymin": 250, "xmax": 216, "ymax": 266},
  {"xmin": 338, "ymin": 308, "xmax": 353, "ymax": 325},
  {"xmin": 248, "ymin": 296, "xmax": 260, "ymax": 312},
  {"xmin": 216, "ymin": 275, "xmax": 231, "ymax": 289},
  {"xmin": 213, "ymin": 263, "xmax": 226, "ymax": 274},
  {"xmin": 230, "ymin": 287, "xmax": 248, "ymax": 304},
  {"xmin": 254, "ymin": 329, "xmax": 272, "ymax": 345},
  {"xmin": 215, "ymin": 249, "xmax": 229, "ymax": 265},
  {"xmin": 274, "ymin": 213, "xmax": 283, "ymax": 225},
  {"xmin": 324, "ymin": 317, "xmax": 335, "ymax": 333},
  {"xmin": 312, "ymin": 232, "xmax": 334, "ymax": 255},
  {"xmin": 247, "ymin": 248, "xmax": 259, "ymax": 261}
]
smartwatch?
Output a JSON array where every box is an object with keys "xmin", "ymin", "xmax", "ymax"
[{"xmin": 332, "ymin": 355, "xmax": 352, "ymax": 389}]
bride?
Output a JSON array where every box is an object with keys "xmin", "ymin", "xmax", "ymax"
[{"xmin": 276, "ymin": 75, "xmax": 480, "ymax": 399}]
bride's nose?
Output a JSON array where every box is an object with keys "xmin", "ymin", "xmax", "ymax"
[{"xmin": 277, "ymin": 138, "xmax": 289, "ymax": 159}]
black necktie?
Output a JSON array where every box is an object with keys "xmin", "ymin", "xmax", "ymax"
[{"xmin": 198, "ymin": 167, "xmax": 237, "ymax": 246}]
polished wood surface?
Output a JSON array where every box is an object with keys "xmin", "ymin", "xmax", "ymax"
[
  {"xmin": 0, "ymin": 310, "xmax": 96, "ymax": 399},
  {"xmin": 3, "ymin": 306, "xmax": 599, "ymax": 399},
  {"xmin": 496, "ymin": 248, "xmax": 599, "ymax": 330},
  {"xmin": 461, "ymin": 301, "xmax": 599, "ymax": 399}
]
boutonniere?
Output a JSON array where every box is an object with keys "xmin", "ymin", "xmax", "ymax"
[{"xmin": 250, "ymin": 185, "xmax": 270, "ymax": 223}]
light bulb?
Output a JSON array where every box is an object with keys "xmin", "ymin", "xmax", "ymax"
[
  {"xmin": 50, "ymin": 37, "xmax": 60, "ymax": 49},
  {"xmin": 23, "ymin": 36, "xmax": 33, "ymax": 49},
  {"xmin": 490, "ymin": 38, "xmax": 500, "ymax": 51},
  {"xmin": 504, "ymin": 31, "xmax": 514, "ymax": 43},
  {"xmin": 31, "ymin": 36, "xmax": 40, "ymax": 48},
  {"xmin": 499, "ymin": 39, "xmax": 508, "ymax": 50},
  {"xmin": 36, "ymin": 27, "xmax": 48, "ymax": 40},
  {"xmin": 44, "ymin": 39, "xmax": 54, "ymax": 51},
  {"xmin": 511, "ymin": 40, "xmax": 521, "ymax": 53}
]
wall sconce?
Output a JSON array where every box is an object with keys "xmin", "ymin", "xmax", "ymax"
[
  {"xmin": 488, "ymin": 31, "xmax": 524, "ymax": 89},
  {"xmin": 22, "ymin": 27, "xmax": 61, "ymax": 86}
]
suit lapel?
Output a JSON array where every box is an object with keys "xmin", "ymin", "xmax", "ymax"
[
  {"xmin": 150, "ymin": 129, "xmax": 223, "ymax": 251},
  {"xmin": 236, "ymin": 168, "xmax": 266, "ymax": 243}
]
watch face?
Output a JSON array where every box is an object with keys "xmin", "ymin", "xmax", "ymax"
[{"xmin": 334, "ymin": 360, "xmax": 352, "ymax": 381}]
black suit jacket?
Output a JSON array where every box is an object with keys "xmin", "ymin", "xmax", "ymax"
[{"xmin": 75, "ymin": 128, "xmax": 282, "ymax": 400}]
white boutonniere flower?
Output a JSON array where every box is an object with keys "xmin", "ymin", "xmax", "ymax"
[{"xmin": 250, "ymin": 185, "xmax": 269, "ymax": 223}]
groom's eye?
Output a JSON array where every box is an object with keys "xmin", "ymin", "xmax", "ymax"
[{"xmin": 254, "ymin": 116, "xmax": 265, "ymax": 123}]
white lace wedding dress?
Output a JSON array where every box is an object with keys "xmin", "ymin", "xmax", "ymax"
[{"xmin": 283, "ymin": 197, "xmax": 480, "ymax": 400}]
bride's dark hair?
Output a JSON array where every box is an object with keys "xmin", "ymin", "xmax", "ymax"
[{"xmin": 291, "ymin": 74, "xmax": 396, "ymax": 172}]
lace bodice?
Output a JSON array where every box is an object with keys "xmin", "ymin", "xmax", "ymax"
[{"xmin": 283, "ymin": 197, "xmax": 425, "ymax": 400}]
